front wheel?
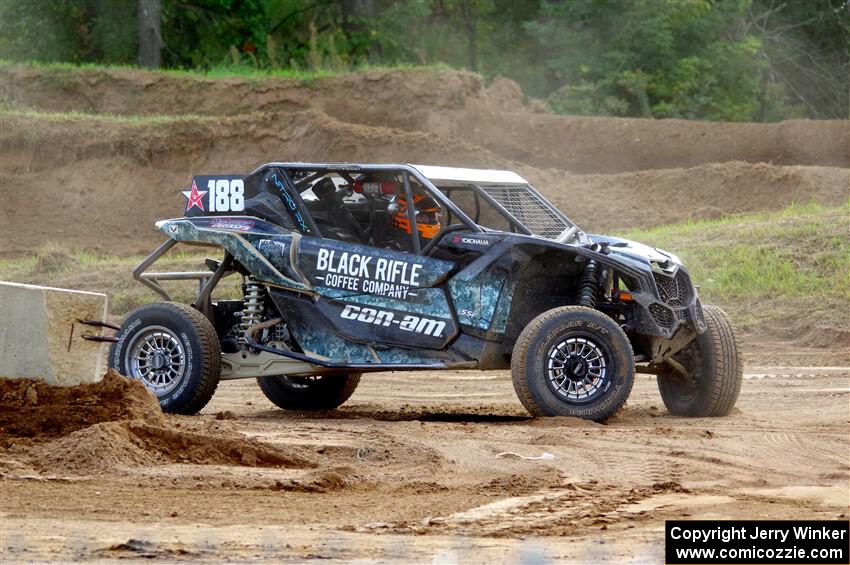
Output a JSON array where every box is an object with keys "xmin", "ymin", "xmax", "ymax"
[
  {"xmin": 657, "ymin": 304, "xmax": 742, "ymax": 416},
  {"xmin": 257, "ymin": 373, "xmax": 361, "ymax": 411},
  {"xmin": 109, "ymin": 302, "xmax": 221, "ymax": 414},
  {"xmin": 511, "ymin": 306, "xmax": 635, "ymax": 422}
]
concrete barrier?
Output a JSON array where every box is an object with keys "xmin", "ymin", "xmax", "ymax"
[{"xmin": 0, "ymin": 281, "xmax": 109, "ymax": 385}]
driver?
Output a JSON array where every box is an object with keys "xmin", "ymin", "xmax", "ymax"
[{"xmin": 388, "ymin": 192, "xmax": 442, "ymax": 248}]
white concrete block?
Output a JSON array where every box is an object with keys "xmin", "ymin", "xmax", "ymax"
[{"xmin": 0, "ymin": 281, "xmax": 109, "ymax": 385}]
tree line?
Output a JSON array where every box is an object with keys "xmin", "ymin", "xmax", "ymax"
[{"xmin": 1, "ymin": 0, "xmax": 847, "ymax": 121}]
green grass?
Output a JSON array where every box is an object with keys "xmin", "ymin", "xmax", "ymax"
[
  {"xmin": 0, "ymin": 59, "xmax": 455, "ymax": 83},
  {"xmin": 0, "ymin": 58, "xmax": 455, "ymax": 121},
  {"xmin": 618, "ymin": 201, "xmax": 850, "ymax": 332}
]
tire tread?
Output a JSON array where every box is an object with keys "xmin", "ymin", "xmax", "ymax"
[
  {"xmin": 657, "ymin": 304, "xmax": 742, "ymax": 417},
  {"xmin": 511, "ymin": 306, "xmax": 634, "ymax": 421},
  {"xmin": 111, "ymin": 301, "xmax": 221, "ymax": 415},
  {"xmin": 701, "ymin": 304, "xmax": 743, "ymax": 416},
  {"xmin": 257, "ymin": 373, "xmax": 361, "ymax": 411}
]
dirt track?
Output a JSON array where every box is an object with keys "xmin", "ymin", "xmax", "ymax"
[
  {"xmin": 1, "ymin": 64, "xmax": 848, "ymax": 563},
  {"xmin": 2, "ymin": 366, "xmax": 848, "ymax": 562}
]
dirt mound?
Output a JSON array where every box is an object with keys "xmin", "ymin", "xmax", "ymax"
[
  {"xmin": 2, "ymin": 63, "xmax": 847, "ymax": 173},
  {"xmin": 0, "ymin": 65, "xmax": 847, "ymax": 256},
  {"xmin": 0, "ymin": 65, "xmax": 484, "ymax": 127},
  {"xmin": 0, "ymin": 108, "xmax": 516, "ymax": 256},
  {"xmin": 0, "ymin": 108, "xmax": 510, "ymax": 174},
  {"xmin": 29, "ymin": 420, "xmax": 315, "ymax": 474},
  {"xmin": 270, "ymin": 467, "xmax": 356, "ymax": 493},
  {"xmin": 543, "ymin": 162, "xmax": 850, "ymax": 231},
  {"xmin": 0, "ymin": 370, "xmax": 316, "ymax": 477},
  {"xmin": 452, "ymin": 111, "xmax": 849, "ymax": 173},
  {"xmin": 0, "ymin": 370, "xmax": 163, "ymax": 440},
  {"xmin": 1, "ymin": 108, "xmax": 847, "ymax": 256}
]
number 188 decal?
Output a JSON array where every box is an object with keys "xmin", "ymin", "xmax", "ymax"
[
  {"xmin": 207, "ymin": 179, "xmax": 244, "ymax": 212},
  {"xmin": 183, "ymin": 177, "xmax": 245, "ymax": 213}
]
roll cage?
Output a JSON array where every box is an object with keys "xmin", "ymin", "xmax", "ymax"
[{"xmin": 255, "ymin": 162, "xmax": 585, "ymax": 252}]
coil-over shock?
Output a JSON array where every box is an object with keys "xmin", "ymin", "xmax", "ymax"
[
  {"xmin": 240, "ymin": 277, "xmax": 264, "ymax": 343},
  {"xmin": 577, "ymin": 259, "xmax": 599, "ymax": 308}
]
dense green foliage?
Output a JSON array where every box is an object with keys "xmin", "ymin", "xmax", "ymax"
[{"xmin": 1, "ymin": 0, "xmax": 847, "ymax": 121}]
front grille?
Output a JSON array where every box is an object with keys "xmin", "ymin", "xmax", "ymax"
[
  {"xmin": 653, "ymin": 270, "xmax": 692, "ymax": 308},
  {"xmin": 649, "ymin": 303, "xmax": 675, "ymax": 330}
]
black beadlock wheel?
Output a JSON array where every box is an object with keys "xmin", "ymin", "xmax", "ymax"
[
  {"xmin": 109, "ymin": 302, "xmax": 221, "ymax": 414},
  {"xmin": 257, "ymin": 373, "xmax": 361, "ymax": 411},
  {"xmin": 657, "ymin": 304, "xmax": 742, "ymax": 417},
  {"xmin": 511, "ymin": 306, "xmax": 634, "ymax": 422}
]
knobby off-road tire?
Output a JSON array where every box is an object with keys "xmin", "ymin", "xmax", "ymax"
[
  {"xmin": 109, "ymin": 302, "xmax": 221, "ymax": 415},
  {"xmin": 257, "ymin": 373, "xmax": 361, "ymax": 411},
  {"xmin": 512, "ymin": 306, "xmax": 634, "ymax": 422},
  {"xmin": 657, "ymin": 304, "xmax": 742, "ymax": 417}
]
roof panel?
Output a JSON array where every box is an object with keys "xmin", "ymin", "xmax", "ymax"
[{"xmin": 410, "ymin": 164, "xmax": 528, "ymax": 184}]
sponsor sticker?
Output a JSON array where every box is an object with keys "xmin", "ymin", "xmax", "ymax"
[
  {"xmin": 269, "ymin": 172, "xmax": 309, "ymax": 233},
  {"xmin": 315, "ymin": 248, "xmax": 423, "ymax": 299},
  {"xmin": 210, "ymin": 219, "xmax": 255, "ymax": 231},
  {"xmin": 451, "ymin": 235, "xmax": 491, "ymax": 246},
  {"xmin": 258, "ymin": 239, "xmax": 286, "ymax": 254},
  {"xmin": 339, "ymin": 304, "xmax": 447, "ymax": 338}
]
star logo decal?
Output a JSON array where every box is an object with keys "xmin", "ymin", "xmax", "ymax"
[{"xmin": 182, "ymin": 180, "xmax": 207, "ymax": 212}]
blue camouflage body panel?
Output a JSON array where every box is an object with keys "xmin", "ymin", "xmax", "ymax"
[
  {"xmin": 313, "ymin": 288, "xmax": 457, "ymax": 349},
  {"xmin": 158, "ymin": 215, "xmax": 496, "ymax": 359},
  {"xmin": 297, "ymin": 236, "xmax": 454, "ymax": 296},
  {"xmin": 155, "ymin": 214, "xmax": 554, "ymax": 367},
  {"xmin": 157, "ymin": 217, "xmax": 308, "ymax": 290},
  {"xmin": 268, "ymin": 290, "xmax": 460, "ymax": 365},
  {"xmin": 449, "ymin": 268, "xmax": 508, "ymax": 330}
]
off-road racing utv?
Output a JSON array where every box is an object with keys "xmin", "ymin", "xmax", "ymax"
[{"xmin": 110, "ymin": 163, "xmax": 742, "ymax": 421}]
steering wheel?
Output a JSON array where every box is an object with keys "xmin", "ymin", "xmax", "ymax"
[{"xmin": 421, "ymin": 224, "xmax": 470, "ymax": 255}]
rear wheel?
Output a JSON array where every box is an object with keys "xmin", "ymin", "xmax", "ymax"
[
  {"xmin": 657, "ymin": 304, "xmax": 742, "ymax": 416},
  {"xmin": 511, "ymin": 306, "xmax": 634, "ymax": 422},
  {"xmin": 109, "ymin": 302, "xmax": 221, "ymax": 414},
  {"xmin": 257, "ymin": 373, "xmax": 361, "ymax": 411}
]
